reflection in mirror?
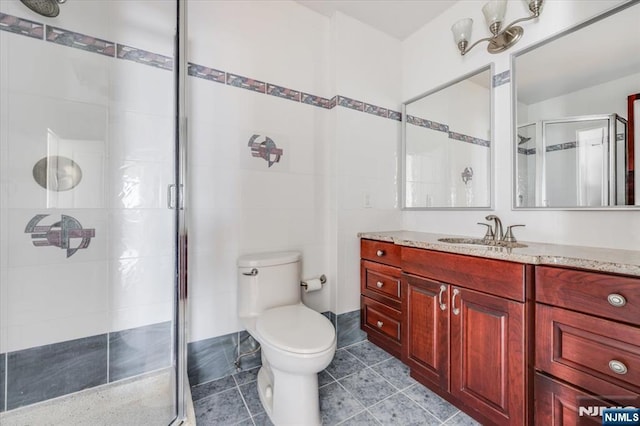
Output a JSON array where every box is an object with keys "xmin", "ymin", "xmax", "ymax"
[
  {"xmin": 513, "ymin": 1, "xmax": 640, "ymax": 208},
  {"xmin": 403, "ymin": 65, "xmax": 492, "ymax": 209}
]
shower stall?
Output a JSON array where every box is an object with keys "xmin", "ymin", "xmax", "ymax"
[
  {"xmin": 516, "ymin": 113, "xmax": 628, "ymax": 207},
  {"xmin": 0, "ymin": 0, "xmax": 188, "ymax": 424}
]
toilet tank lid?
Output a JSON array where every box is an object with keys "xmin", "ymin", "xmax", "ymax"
[{"xmin": 238, "ymin": 251, "xmax": 301, "ymax": 268}]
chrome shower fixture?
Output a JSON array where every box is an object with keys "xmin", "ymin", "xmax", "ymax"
[
  {"xmin": 20, "ymin": 0, "xmax": 66, "ymax": 18},
  {"xmin": 451, "ymin": 0, "xmax": 544, "ymax": 56}
]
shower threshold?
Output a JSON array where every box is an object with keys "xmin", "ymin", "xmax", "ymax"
[{"xmin": 0, "ymin": 368, "xmax": 195, "ymax": 426}]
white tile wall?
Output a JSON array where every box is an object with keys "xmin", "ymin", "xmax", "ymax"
[
  {"xmin": 109, "ymin": 60, "xmax": 173, "ymax": 116},
  {"xmin": 186, "ymin": 6, "xmax": 335, "ymax": 339},
  {"xmin": 6, "ymin": 35, "xmax": 110, "ymax": 105},
  {"xmin": 6, "ymin": 261, "xmax": 109, "ymax": 351},
  {"xmin": 109, "ymin": 110, "xmax": 173, "ymax": 163},
  {"xmin": 108, "ymin": 209, "xmax": 174, "ymax": 260}
]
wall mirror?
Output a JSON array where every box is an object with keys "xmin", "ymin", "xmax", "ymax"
[
  {"xmin": 513, "ymin": 1, "xmax": 640, "ymax": 209},
  {"xmin": 402, "ymin": 65, "xmax": 493, "ymax": 210}
]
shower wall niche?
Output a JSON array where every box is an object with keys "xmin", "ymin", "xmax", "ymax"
[{"xmin": 516, "ymin": 114, "xmax": 629, "ymax": 208}]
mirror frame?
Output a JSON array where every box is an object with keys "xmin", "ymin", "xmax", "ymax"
[
  {"xmin": 401, "ymin": 63, "xmax": 495, "ymax": 211},
  {"xmin": 511, "ymin": 1, "xmax": 640, "ymax": 211}
]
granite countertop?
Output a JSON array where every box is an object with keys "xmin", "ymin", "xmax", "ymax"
[{"xmin": 358, "ymin": 230, "xmax": 640, "ymax": 277}]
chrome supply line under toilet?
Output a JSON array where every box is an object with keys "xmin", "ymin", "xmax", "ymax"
[{"xmin": 235, "ymin": 334, "xmax": 261, "ymax": 371}]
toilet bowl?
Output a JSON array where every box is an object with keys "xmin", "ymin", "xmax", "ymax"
[{"xmin": 237, "ymin": 252, "xmax": 336, "ymax": 425}]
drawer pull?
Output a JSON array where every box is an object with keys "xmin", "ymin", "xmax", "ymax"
[
  {"xmin": 376, "ymin": 249, "xmax": 385, "ymax": 257},
  {"xmin": 452, "ymin": 289, "xmax": 460, "ymax": 315},
  {"xmin": 376, "ymin": 281, "xmax": 384, "ymax": 288},
  {"xmin": 609, "ymin": 360, "xmax": 628, "ymax": 375},
  {"xmin": 607, "ymin": 293, "xmax": 627, "ymax": 307},
  {"xmin": 438, "ymin": 284, "xmax": 447, "ymax": 311},
  {"xmin": 376, "ymin": 320, "xmax": 384, "ymax": 328}
]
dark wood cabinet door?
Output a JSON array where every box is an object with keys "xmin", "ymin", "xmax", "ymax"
[
  {"xmin": 404, "ymin": 273, "xmax": 449, "ymax": 390},
  {"xmin": 450, "ymin": 287, "xmax": 526, "ymax": 426}
]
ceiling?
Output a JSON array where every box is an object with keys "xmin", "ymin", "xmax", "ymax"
[{"xmin": 295, "ymin": 0, "xmax": 454, "ymax": 40}]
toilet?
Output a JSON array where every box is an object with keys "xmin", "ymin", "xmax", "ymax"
[{"xmin": 237, "ymin": 251, "xmax": 336, "ymax": 426}]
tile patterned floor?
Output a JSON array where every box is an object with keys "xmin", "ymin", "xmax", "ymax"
[{"xmin": 191, "ymin": 340, "xmax": 481, "ymax": 425}]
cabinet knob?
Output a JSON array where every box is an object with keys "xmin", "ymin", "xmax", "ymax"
[
  {"xmin": 376, "ymin": 321, "xmax": 384, "ymax": 328},
  {"xmin": 609, "ymin": 360, "xmax": 628, "ymax": 375},
  {"xmin": 376, "ymin": 249, "xmax": 385, "ymax": 257},
  {"xmin": 607, "ymin": 293, "xmax": 627, "ymax": 307},
  {"xmin": 376, "ymin": 281, "xmax": 384, "ymax": 288}
]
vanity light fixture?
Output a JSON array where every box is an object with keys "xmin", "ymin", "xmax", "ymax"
[{"xmin": 452, "ymin": 0, "xmax": 544, "ymax": 56}]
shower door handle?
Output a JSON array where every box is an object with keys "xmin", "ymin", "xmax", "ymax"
[{"xmin": 167, "ymin": 184, "xmax": 184, "ymax": 210}]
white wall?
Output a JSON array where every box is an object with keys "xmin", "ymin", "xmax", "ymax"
[
  {"xmin": 525, "ymin": 72, "xmax": 639, "ymax": 122},
  {"xmin": 402, "ymin": 0, "xmax": 640, "ymax": 250},
  {"xmin": 331, "ymin": 12, "xmax": 403, "ymax": 314}
]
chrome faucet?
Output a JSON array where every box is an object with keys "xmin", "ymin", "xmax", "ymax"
[
  {"xmin": 485, "ymin": 215, "xmax": 503, "ymax": 241},
  {"xmin": 480, "ymin": 215, "xmax": 526, "ymax": 243}
]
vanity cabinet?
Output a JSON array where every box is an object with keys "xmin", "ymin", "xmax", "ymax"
[
  {"xmin": 360, "ymin": 239, "xmax": 403, "ymax": 359},
  {"xmin": 402, "ymin": 247, "xmax": 532, "ymax": 426},
  {"xmin": 534, "ymin": 266, "xmax": 640, "ymax": 423}
]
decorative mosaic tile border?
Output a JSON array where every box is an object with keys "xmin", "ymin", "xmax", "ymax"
[
  {"xmin": 388, "ymin": 110, "xmax": 402, "ymax": 121},
  {"xmin": 3, "ymin": 11, "xmax": 500, "ymax": 128},
  {"xmin": 518, "ymin": 147, "xmax": 536, "ymax": 155},
  {"xmin": 546, "ymin": 141, "xmax": 577, "ymax": 152},
  {"xmin": 0, "ymin": 12, "xmax": 43, "ymax": 39},
  {"xmin": 493, "ymin": 70, "xmax": 510, "ymax": 87},
  {"xmin": 406, "ymin": 114, "xmax": 490, "ymax": 148},
  {"xmin": 267, "ymin": 83, "xmax": 301, "ymax": 102},
  {"xmin": 520, "ymin": 133, "xmax": 624, "ymax": 155},
  {"xmin": 449, "ymin": 131, "xmax": 490, "ymax": 147},
  {"xmin": 301, "ymin": 93, "xmax": 335, "ymax": 109},
  {"xmin": 46, "ymin": 25, "xmax": 115, "ymax": 57},
  {"xmin": 406, "ymin": 115, "xmax": 449, "ymax": 133},
  {"xmin": 226, "ymin": 73, "xmax": 266, "ymax": 93},
  {"xmin": 338, "ymin": 95, "xmax": 364, "ymax": 111},
  {"xmin": 117, "ymin": 44, "xmax": 173, "ymax": 70},
  {"xmin": 187, "ymin": 63, "xmax": 225, "ymax": 83},
  {"xmin": 364, "ymin": 103, "xmax": 388, "ymax": 118}
]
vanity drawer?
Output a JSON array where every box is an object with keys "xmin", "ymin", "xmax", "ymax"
[
  {"xmin": 536, "ymin": 304, "xmax": 640, "ymax": 396},
  {"xmin": 362, "ymin": 260, "xmax": 401, "ymax": 304},
  {"xmin": 402, "ymin": 247, "xmax": 527, "ymax": 302},
  {"xmin": 361, "ymin": 239, "xmax": 401, "ymax": 267},
  {"xmin": 536, "ymin": 266, "xmax": 640, "ymax": 326},
  {"xmin": 361, "ymin": 296, "xmax": 402, "ymax": 343}
]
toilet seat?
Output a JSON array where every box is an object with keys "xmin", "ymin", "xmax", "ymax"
[{"xmin": 256, "ymin": 305, "xmax": 335, "ymax": 354}]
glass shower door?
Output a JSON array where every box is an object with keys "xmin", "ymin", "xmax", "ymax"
[{"xmin": 0, "ymin": 0, "xmax": 183, "ymax": 423}]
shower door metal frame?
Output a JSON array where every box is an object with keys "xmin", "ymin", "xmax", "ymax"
[{"xmin": 172, "ymin": 0, "xmax": 188, "ymax": 424}]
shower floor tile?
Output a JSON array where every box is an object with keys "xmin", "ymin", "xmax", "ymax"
[{"xmin": 191, "ymin": 340, "xmax": 476, "ymax": 426}]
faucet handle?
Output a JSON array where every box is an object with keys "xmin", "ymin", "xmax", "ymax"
[
  {"xmin": 503, "ymin": 225, "xmax": 525, "ymax": 243},
  {"xmin": 477, "ymin": 222, "xmax": 494, "ymax": 241}
]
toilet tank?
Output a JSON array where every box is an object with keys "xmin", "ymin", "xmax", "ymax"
[{"xmin": 237, "ymin": 251, "xmax": 302, "ymax": 319}]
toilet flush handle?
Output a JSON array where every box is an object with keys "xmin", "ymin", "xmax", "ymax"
[{"xmin": 243, "ymin": 268, "xmax": 258, "ymax": 276}]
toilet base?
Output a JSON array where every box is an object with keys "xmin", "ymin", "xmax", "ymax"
[{"xmin": 257, "ymin": 363, "xmax": 321, "ymax": 426}]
